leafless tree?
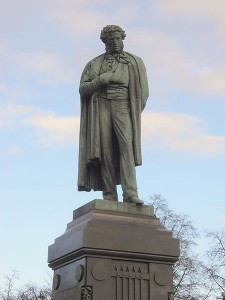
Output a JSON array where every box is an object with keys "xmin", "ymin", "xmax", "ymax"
[
  {"xmin": 17, "ymin": 282, "xmax": 52, "ymax": 300},
  {"xmin": 205, "ymin": 229, "xmax": 225, "ymax": 295},
  {"xmin": 1, "ymin": 197, "xmax": 224, "ymax": 300},
  {"xmin": 0, "ymin": 270, "xmax": 19, "ymax": 300},
  {"xmin": 148, "ymin": 194, "xmax": 215, "ymax": 300},
  {"xmin": 0, "ymin": 271, "xmax": 52, "ymax": 300}
]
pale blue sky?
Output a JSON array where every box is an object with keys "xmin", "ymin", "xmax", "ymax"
[{"xmin": 0, "ymin": 0, "xmax": 225, "ymax": 289}]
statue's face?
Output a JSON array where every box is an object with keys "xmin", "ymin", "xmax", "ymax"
[{"xmin": 106, "ymin": 31, "xmax": 123, "ymax": 53}]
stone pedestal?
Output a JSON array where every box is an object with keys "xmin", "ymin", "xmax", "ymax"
[{"xmin": 48, "ymin": 200, "xmax": 179, "ymax": 300}]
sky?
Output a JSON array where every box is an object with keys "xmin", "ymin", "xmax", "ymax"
[{"xmin": 0, "ymin": 0, "xmax": 225, "ymax": 289}]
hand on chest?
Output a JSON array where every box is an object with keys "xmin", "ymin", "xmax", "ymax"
[{"xmin": 101, "ymin": 59, "xmax": 129, "ymax": 85}]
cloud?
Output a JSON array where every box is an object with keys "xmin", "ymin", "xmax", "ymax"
[
  {"xmin": 20, "ymin": 52, "xmax": 74, "ymax": 84},
  {"xmin": 0, "ymin": 83, "xmax": 9, "ymax": 94},
  {"xmin": 25, "ymin": 112, "xmax": 79, "ymax": 147},
  {"xmin": 184, "ymin": 67, "xmax": 225, "ymax": 94},
  {"xmin": 152, "ymin": 0, "xmax": 225, "ymax": 47},
  {"xmin": 7, "ymin": 145, "xmax": 23, "ymax": 156},
  {"xmin": 0, "ymin": 102, "xmax": 35, "ymax": 128},
  {"xmin": 142, "ymin": 111, "xmax": 225, "ymax": 155},
  {"xmin": 0, "ymin": 44, "xmax": 74, "ymax": 84},
  {"xmin": 0, "ymin": 83, "xmax": 31, "ymax": 102},
  {"xmin": 48, "ymin": 1, "xmax": 138, "ymax": 37},
  {"xmin": 0, "ymin": 102, "xmax": 79, "ymax": 147},
  {"xmin": 1, "ymin": 102, "xmax": 225, "ymax": 155},
  {"xmin": 154, "ymin": 0, "xmax": 225, "ymax": 30},
  {"xmin": 126, "ymin": 29, "xmax": 225, "ymax": 96},
  {"xmin": 49, "ymin": 5, "xmax": 106, "ymax": 36}
]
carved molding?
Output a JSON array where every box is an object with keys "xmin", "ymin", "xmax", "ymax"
[
  {"xmin": 112, "ymin": 264, "xmax": 150, "ymax": 300},
  {"xmin": 81, "ymin": 286, "xmax": 92, "ymax": 300},
  {"xmin": 91, "ymin": 262, "xmax": 107, "ymax": 281},
  {"xmin": 168, "ymin": 292, "xmax": 174, "ymax": 300},
  {"xmin": 75, "ymin": 264, "xmax": 85, "ymax": 282},
  {"xmin": 154, "ymin": 270, "xmax": 170, "ymax": 286},
  {"xmin": 53, "ymin": 274, "xmax": 61, "ymax": 290},
  {"xmin": 113, "ymin": 265, "xmax": 150, "ymax": 280}
]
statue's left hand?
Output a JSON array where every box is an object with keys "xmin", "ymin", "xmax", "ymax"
[{"xmin": 99, "ymin": 71, "xmax": 114, "ymax": 85}]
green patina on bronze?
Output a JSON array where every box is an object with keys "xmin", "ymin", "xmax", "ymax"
[{"xmin": 77, "ymin": 25, "xmax": 149, "ymax": 205}]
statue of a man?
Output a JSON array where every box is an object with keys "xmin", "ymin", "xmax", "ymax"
[{"xmin": 78, "ymin": 25, "xmax": 149, "ymax": 205}]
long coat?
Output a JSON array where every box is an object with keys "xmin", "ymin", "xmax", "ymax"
[{"xmin": 77, "ymin": 51, "xmax": 149, "ymax": 191}]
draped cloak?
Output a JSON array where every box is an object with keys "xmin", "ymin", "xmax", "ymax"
[{"xmin": 77, "ymin": 52, "xmax": 149, "ymax": 191}]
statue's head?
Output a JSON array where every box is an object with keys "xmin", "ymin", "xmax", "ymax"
[{"xmin": 100, "ymin": 25, "xmax": 126, "ymax": 53}]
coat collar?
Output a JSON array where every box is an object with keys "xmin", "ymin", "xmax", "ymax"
[{"xmin": 90, "ymin": 54, "xmax": 106, "ymax": 76}]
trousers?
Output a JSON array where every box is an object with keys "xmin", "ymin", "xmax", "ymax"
[{"xmin": 99, "ymin": 97, "xmax": 138, "ymax": 201}]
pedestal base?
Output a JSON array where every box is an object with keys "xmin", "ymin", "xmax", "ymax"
[{"xmin": 48, "ymin": 200, "xmax": 179, "ymax": 300}]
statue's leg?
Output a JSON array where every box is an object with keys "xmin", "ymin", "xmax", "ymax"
[
  {"xmin": 99, "ymin": 98, "xmax": 118, "ymax": 201},
  {"xmin": 111, "ymin": 99, "xmax": 138, "ymax": 201}
]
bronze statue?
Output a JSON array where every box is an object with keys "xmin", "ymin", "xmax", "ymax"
[{"xmin": 78, "ymin": 25, "xmax": 149, "ymax": 205}]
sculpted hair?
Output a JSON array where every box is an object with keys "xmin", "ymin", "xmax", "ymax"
[{"xmin": 100, "ymin": 25, "xmax": 126, "ymax": 44}]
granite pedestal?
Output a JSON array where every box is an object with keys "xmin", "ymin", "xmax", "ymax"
[{"xmin": 48, "ymin": 200, "xmax": 179, "ymax": 300}]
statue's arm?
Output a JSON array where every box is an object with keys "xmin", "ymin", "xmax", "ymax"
[
  {"xmin": 79, "ymin": 62, "xmax": 103, "ymax": 98},
  {"xmin": 79, "ymin": 60, "xmax": 113, "ymax": 98}
]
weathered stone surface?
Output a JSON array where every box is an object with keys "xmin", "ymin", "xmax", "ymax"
[
  {"xmin": 73, "ymin": 199, "xmax": 154, "ymax": 219},
  {"xmin": 48, "ymin": 200, "xmax": 179, "ymax": 300}
]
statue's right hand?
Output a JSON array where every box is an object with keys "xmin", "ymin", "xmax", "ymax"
[{"xmin": 99, "ymin": 71, "xmax": 113, "ymax": 85}]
